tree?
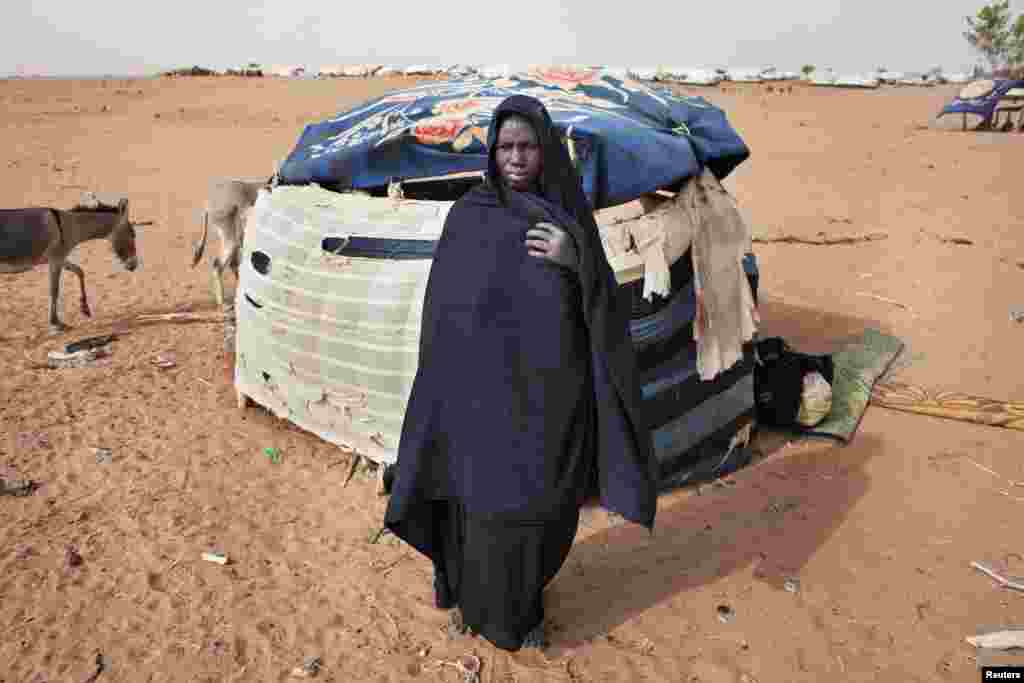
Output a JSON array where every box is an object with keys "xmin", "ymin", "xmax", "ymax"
[
  {"xmin": 801, "ymin": 64, "xmax": 816, "ymax": 77},
  {"xmin": 1010, "ymin": 14, "xmax": 1024, "ymax": 70},
  {"xmin": 964, "ymin": 0, "xmax": 1013, "ymax": 70}
]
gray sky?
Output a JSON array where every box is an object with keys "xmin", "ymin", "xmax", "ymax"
[{"xmin": 3, "ymin": 0, "xmax": 997, "ymax": 77}]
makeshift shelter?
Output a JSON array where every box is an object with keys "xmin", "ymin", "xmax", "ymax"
[
  {"xmin": 936, "ymin": 79, "xmax": 1024, "ymax": 131},
  {"xmin": 234, "ymin": 66, "xmax": 760, "ymax": 486}
]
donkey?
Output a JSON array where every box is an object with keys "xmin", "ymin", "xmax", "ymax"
[
  {"xmin": 0, "ymin": 198, "xmax": 141, "ymax": 334},
  {"xmin": 191, "ymin": 176, "xmax": 273, "ymax": 306}
]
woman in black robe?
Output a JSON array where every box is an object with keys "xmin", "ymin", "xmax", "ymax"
[{"xmin": 384, "ymin": 95, "xmax": 658, "ymax": 651}]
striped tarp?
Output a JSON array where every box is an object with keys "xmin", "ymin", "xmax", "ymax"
[
  {"xmin": 235, "ymin": 185, "xmax": 758, "ymax": 482},
  {"xmin": 628, "ymin": 252, "xmax": 759, "ymax": 483}
]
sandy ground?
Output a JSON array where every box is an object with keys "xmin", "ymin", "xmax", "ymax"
[{"xmin": 1, "ymin": 75, "xmax": 1023, "ymax": 683}]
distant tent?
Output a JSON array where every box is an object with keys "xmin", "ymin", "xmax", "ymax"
[
  {"xmin": 758, "ymin": 68, "xmax": 799, "ymax": 82},
  {"xmin": 726, "ymin": 68, "xmax": 763, "ymax": 83},
  {"xmin": 654, "ymin": 68, "xmax": 722, "ymax": 86},
  {"xmin": 318, "ymin": 65, "xmax": 345, "ymax": 78},
  {"xmin": 655, "ymin": 67, "xmax": 683, "ymax": 81},
  {"xmin": 340, "ymin": 65, "xmax": 381, "ymax": 78},
  {"xmin": 680, "ymin": 69, "xmax": 723, "ymax": 86},
  {"xmin": 268, "ymin": 64, "xmax": 305, "ymax": 78},
  {"xmin": 445, "ymin": 64, "xmax": 477, "ymax": 77},
  {"xmin": 894, "ymin": 73, "xmax": 933, "ymax": 87},
  {"xmin": 629, "ymin": 67, "xmax": 659, "ymax": 81},
  {"xmin": 227, "ymin": 64, "xmax": 263, "ymax": 77},
  {"xmin": 403, "ymin": 64, "xmax": 444, "ymax": 76},
  {"xmin": 810, "ymin": 69, "xmax": 880, "ymax": 89},
  {"xmin": 478, "ymin": 64, "xmax": 512, "ymax": 78},
  {"xmin": 605, "ymin": 66, "xmax": 630, "ymax": 81},
  {"xmin": 874, "ymin": 70, "xmax": 905, "ymax": 84}
]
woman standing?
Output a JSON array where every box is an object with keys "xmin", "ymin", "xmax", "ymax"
[{"xmin": 384, "ymin": 95, "xmax": 658, "ymax": 651}]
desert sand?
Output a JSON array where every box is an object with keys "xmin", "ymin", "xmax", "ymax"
[{"xmin": 1, "ymin": 75, "xmax": 1022, "ymax": 683}]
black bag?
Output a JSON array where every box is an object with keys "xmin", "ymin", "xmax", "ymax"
[{"xmin": 753, "ymin": 337, "xmax": 834, "ymax": 428}]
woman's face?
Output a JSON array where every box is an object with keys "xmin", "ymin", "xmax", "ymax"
[{"xmin": 495, "ymin": 115, "xmax": 542, "ymax": 192}]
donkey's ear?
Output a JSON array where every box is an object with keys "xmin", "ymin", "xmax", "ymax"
[{"xmin": 117, "ymin": 198, "xmax": 129, "ymax": 215}]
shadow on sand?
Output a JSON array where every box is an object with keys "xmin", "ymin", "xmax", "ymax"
[
  {"xmin": 546, "ymin": 298, "xmax": 886, "ymax": 654},
  {"xmin": 754, "ymin": 296, "xmax": 891, "ymax": 355}
]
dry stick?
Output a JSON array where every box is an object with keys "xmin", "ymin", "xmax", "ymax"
[
  {"xmin": 379, "ymin": 553, "xmax": 410, "ymax": 576},
  {"xmin": 135, "ymin": 312, "xmax": 230, "ymax": 324},
  {"xmin": 325, "ymin": 456, "xmax": 349, "ymax": 470},
  {"xmin": 165, "ymin": 556, "xmax": 184, "ymax": 575},
  {"xmin": 971, "ymin": 562, "xmax": 1024, "ymax": 591},
  {"xmin": 753, "ymin": 231, "xmax": 888, "ymax": 245},
  {"xmin": 965, "ymin": 458, "xmax": 1006, "ymax": 480},
  {"xmin": 856, "ymin": 292, "xmax": 910, "ymax": 310},
  {"xmin": 342, "ymin": 454, "xmax": 362, "ymax": 487},
  {"xmin": 963, "ymin": 457, "xmax": 1022, "ymax": 488},
  {"xmin": 369, "ymin": 594, "xmax": 401, "ymax": 639}
]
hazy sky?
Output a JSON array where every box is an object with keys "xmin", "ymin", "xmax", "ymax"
[{"xmin": 3, "ymin": 0, "xmax": 999, "ymax": 76}]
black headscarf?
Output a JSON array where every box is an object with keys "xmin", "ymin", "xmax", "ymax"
[
  {"xmin": 384, "ymin": 96, "xmax": 657, "ymax": 559},
  {"xmin": 485, "ymin": 96, "xmax": 588, "ymax": 223}
]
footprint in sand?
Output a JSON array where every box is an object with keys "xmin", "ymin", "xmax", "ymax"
[
  {"xmin": 146, "ymin": 571, "xmax": 166, "ymax": 592},
  {"xmin": 233, "ymin": 634, "xmax": 248, "ymax": 668},
  {"xmin": 255, "ymin": 619, "xmax": 287, "ymax": 649}
]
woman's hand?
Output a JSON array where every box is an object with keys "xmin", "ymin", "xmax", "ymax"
[{"xmin": 525, "ymin": 222, "xmax": 578, "ymax": 272}]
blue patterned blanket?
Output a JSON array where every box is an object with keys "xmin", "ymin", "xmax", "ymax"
[{"xmin": 278, "ymin": 67, "xmax": 750, "ymax": 209}]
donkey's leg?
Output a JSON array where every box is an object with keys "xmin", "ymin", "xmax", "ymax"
[
  {"xmin": 63, "ymin": 261, "xmax": 91, "ymax": 317},
  {"xmin": 47, "ymin": 260, "xmax": 69, "ymax": 334},
  {"xmin": 211, "ymin": 257, "xmax": 226, "ymax": 307},
  {"xmin": 228, "ymin": 245, "xmax": 241, "ymax": 301}
]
